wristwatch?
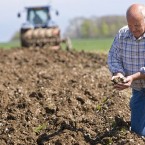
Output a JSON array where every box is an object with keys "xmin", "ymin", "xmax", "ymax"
[{"xmin": 140, "ymin": 67, "xmax": 145, "ymax": 74}]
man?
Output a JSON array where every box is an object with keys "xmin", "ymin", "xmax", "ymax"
[
  {"xmin": 108, "ymin": 4, "xmax": 145, "ymax": 136},
  {"xmin": 33, "ymin": 10, "xmax": 43, "ymax": 25}
]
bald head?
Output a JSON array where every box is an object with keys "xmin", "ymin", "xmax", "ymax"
[
  {"xmin": 126, "ymin": 4, "xmax": 145, "ymax": 38},
  {"xmin": 126, "ymin": 4, "xmax": 145, "ymax": 21}
]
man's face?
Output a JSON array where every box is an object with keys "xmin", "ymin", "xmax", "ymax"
[{"xmin": 127, "ymin": 18, "xmax": 145, "ymax": 38}]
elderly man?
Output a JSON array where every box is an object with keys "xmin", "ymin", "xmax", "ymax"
[{"xmin": 108, "ymin": 4, "xmax": 145, "ymax": 136}]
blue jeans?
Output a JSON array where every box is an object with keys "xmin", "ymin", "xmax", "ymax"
[{"xmin": 130, "ymin": 88, "xmax": 145, "ymax": 136}]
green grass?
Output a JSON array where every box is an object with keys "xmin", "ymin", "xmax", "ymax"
[
  {"xmin": 0, "ymin": 38, "xmax": 113, "ymax": 53},
  {"xmin": 0, "ymin": 40, "xmax": 20, "ymax": 49},
  {"xmin": 71, "ymin": 38, "xmax": 113, "ymax": 53}
]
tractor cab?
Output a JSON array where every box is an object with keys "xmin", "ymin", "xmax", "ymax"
[{"xmin": 27, "ymin": 7, "xmax": 50, "ymax": 27}]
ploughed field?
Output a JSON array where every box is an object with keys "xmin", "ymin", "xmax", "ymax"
[{"xmin": 1, "ymin": 47, "xmax": 145, "ymax": 145}]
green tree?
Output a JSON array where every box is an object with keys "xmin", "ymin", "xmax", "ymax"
[
  {"xmin": 80, "ymin": 19, "xmax": 91, "ymax": 38},
  {"xmin": 101, "ymin": 21, "xmax": 109, "ymax": 37}
]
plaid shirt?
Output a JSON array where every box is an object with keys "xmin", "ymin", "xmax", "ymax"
[{"xmin": 108, "ymin": 25, "xmax": 145, "ymax": 90}]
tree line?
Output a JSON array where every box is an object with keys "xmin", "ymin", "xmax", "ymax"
[{"xmin": 64, "ymin": 15, "xmax": 127, "ymax": 39}]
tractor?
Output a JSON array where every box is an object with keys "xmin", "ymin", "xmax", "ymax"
[{"xmin": 18, "ymin": 5, "xmax": 72, "ymax": 50}]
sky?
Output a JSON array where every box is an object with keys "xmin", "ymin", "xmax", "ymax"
[{"xmin": 0, "ymin": 0, "xmax": 145, "ymax": 42}]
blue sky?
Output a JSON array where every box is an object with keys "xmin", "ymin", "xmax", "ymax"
[{"xmin": 0, "ymin": 0, "xmax": 145, "ymax": 42}]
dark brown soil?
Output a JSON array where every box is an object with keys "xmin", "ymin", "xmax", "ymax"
[{"xmin": 0, "ymin": 47, "xmax": 145, "ymax": 145}]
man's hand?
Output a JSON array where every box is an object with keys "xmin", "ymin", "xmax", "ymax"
[{"xmin": 111, "ymin": 73, "xmax": 133, "ymax": 90}]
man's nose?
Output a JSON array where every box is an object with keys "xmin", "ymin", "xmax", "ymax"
[{"xmin": 131, "ymin": 27, "xmax": 138, "ymax": 32}]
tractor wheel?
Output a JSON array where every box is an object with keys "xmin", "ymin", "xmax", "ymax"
[{"xmin": 21, "ymin": 38, "xmax": 30, "ymax": 48}]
